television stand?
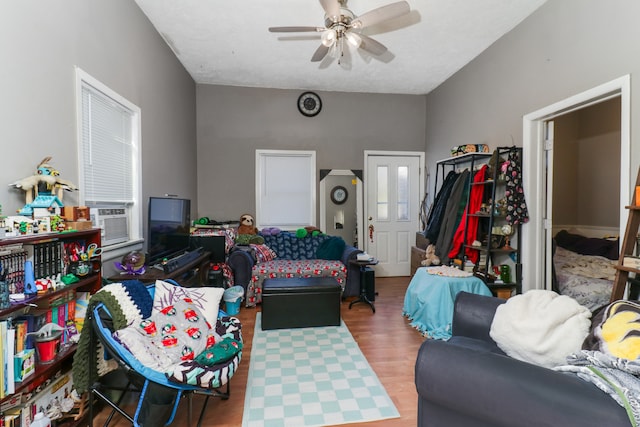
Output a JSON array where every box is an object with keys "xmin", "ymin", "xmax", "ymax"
[{"xmin": 109, "ymin": 250, "xmax": 211, "ymax": 286}]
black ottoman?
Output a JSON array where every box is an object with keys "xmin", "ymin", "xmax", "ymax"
[{"xmin": 261, "ymin": 277, "xmax": 341, "ymax": 330}]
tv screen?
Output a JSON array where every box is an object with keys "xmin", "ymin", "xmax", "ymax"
[{"xmin": 147, "ymin": 197, "xmax": 191, "ymax": 265}]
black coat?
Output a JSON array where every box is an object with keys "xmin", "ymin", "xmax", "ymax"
[{"xmin": 425, "ymin": 170, "xmax": 459, "ymax": 243}]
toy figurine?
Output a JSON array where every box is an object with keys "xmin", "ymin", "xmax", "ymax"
[{"xmin": 9, "ymin": 157, "xmax": 78, "ymax": 206}]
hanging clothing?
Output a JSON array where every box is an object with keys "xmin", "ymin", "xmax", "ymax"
[
  {"xmin": 435, "ymin": 169, "xmax": 470, "ymax": 264},
  {"xmin": 448, "ymin": 165, "xmax": 488, "ymax": 264},
  {"xmin": 504, "ymin": 148, "xmax": 530, "ymax": 225},
  {"xmin": 425, "ymin": 171, "xmax": 459, "ymax": 243}
]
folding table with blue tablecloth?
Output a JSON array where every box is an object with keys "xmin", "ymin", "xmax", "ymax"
[{"xmin": 403, "ymin": 266, "xmax": 492, "ymax": 340}]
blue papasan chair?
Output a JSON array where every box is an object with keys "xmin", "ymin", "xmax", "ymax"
[{"xmin": 72, "ymin": 280, "xmax": 242, "ymax": 427}]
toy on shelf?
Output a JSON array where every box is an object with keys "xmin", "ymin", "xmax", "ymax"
[
  {"xmin": 114, "ymin": 251, "xmax": 146, "ymax": 275},
  {"xmin": 9, "ymin": 157, "xmax": 79, "ymax": 217}
]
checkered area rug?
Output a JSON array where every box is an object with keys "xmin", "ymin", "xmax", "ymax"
[{"xmin": 242, "ymin": 313, "xmax": 400, "ymax": 427}]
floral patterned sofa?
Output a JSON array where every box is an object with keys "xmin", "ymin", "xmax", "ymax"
[{"xmin": 227, "ymin": 231, "xmax": 363, "ymax": 307}]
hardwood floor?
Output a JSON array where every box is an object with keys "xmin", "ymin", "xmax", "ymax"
[{"xmin": 91, "ymin": 276, "xmax": 425, "ymax": 426}]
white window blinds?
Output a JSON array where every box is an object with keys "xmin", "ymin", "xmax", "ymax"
[
  {"xmin": 256, "ymin": 150, "xmax": 316, "ymax": 229},
  {"xmin": 80, "ymin": 83, "xmax": 135, "ymax": 204}
]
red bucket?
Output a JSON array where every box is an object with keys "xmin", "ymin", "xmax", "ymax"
[{"xmin": 34, "ymin": 332, "xmax": 61, "ymax": 364}]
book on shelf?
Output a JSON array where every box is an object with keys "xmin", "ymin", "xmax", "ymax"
[
  {"xmin": 1, "ymin": 411, "xmax": 20, "ymax": 427},
  {"xmin": 18, "ymin": 310, "xmax": 49, "ymax": 351},
  {"xmin": 0, "ymin": 320, "xmax": 6, "ymax": 399},
  {"xmin": 74, "ymin": 292, "xmax": 90, "ymax": 333},
  {"xmin": 6, "ymin": 327, "xmax": 15, "ymax": 395},
  {"xmin": 14, "ymin": 348, "xmax": 35, "ymax": 382},
  {"xmin": 14, "ymin": 320, "xmax": 28, "ymax": 355},
  {"xmin": 0, "ymin": 248, "xmax": 27, "ymax": 294},
  {"xmin": 23, "ymin": 241, "xmax": 63, "ymax": 281}
]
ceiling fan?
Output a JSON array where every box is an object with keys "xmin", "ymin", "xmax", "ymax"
[{"xmin": 268, "ymin": 0, "xmax": 411, "ymax": 63}]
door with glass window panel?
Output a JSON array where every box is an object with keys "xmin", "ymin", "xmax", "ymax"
[{"xmin": 366, "ymin": 154, "xmax": 421, "ymax": 276}]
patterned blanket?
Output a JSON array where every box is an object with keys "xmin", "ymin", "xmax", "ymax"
[
  {"xmin": 555, "ymin": 300, "xmax": 640, "ymax": 426},
  {"xmin": 246, "ymin": 259, "xmax": 346, "ymax": 307},
  {"xmin": 555, "ymin": 351, "xmax": 640, "ymax": 426},
  {"xmin": 72, "ymin": 281, "xmax": 153, "ymax": 394},
  {"xmin": 73, "ymin": 280, "xmax": 244, "ymax": 394}
]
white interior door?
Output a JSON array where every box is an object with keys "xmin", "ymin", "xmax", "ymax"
[
  {"xmin": 543, "ymin": 120, "xmax": 555, "ymax": 289},
  {"xmin": 365, "ymin": 152, "xmax": 423, "ymax": 277}
]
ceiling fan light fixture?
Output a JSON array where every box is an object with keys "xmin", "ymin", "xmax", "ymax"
[
  {"xmin": 345, "ymin": 32, "xmax": 362, "ymax": 48},
  {"xmin": 328, "ymin": 38, "xmax": 343, "ymax": 59},
  {"xmin": 321, "ymin": 29, "xmax": 337, "ymax": 47}
]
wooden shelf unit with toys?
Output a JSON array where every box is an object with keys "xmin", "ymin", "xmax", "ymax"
[{"xmin": 0, "ymin": 228, "xmax": 101, "ymax": 426}]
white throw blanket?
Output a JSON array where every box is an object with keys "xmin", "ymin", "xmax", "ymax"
[{"xmin": 489, "ymin": 290, "xmax": 592, "ymax": 368}]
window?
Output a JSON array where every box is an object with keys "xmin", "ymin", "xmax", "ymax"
[
  {"xmin": 256, "ymin": 150, "xmax": 316, "ymax": 230},
  {"xmin": 75, "ymin": 68, "xmax": 142, "ymax": 245}
]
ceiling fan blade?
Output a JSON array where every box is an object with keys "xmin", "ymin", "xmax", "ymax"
[
  {"xmin": 357, "ymin": 34, "xmax": 388, "ymax": 56},
  {"xmin": 319, "ymin": 0, "xmax": 341, "ymax": 21},
  {"xmin": 268, "ymin": 26, "xmax": 324, "ymax": 33},
  {"xmin": 311, "ymin": 44, "xmax": 330, "ymax": 62},
  {"xmin": 351, "ymin": 1, "xmax": 410, "ymax": 29}
]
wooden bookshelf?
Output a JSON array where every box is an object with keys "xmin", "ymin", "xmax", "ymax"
[{"xmin": 0, "ymin": 228, "xmax": 102, "ymax": 426}]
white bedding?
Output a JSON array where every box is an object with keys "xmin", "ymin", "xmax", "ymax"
[{"xmin": 554, "ymin": 246, "xmax": 615, "ymax": 311}]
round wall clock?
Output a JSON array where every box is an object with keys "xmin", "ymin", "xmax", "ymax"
[
  {"xmin": 330, "ymin": 185, "xmax": 348, "ymax": 205},
  {"xmin": 297, "ymin": 91, "xmax": 322, "ymax": 117}
]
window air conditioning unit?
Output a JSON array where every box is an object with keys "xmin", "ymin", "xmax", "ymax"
[{"xmin": 90, "ymin": 206, "xmax": 129, "ymax": 246}]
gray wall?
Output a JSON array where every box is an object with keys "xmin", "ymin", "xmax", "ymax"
[
  {"xmin": 0, "ymin": 1, "xmax": 197, "ymax": 228},
  {"xmin": 553, "ymin": 99, "xmax": 621, "ymax": 228},
  {"xmin": 424, "ymin": 0, "xmax": 640, "ymax": 205},
  {"xmin": 196, "ymin": 85, "xmax": 426, "ymax": 221}
]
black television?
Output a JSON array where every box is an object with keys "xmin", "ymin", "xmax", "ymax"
[{"xmin": 147, "ymin": 197, "xmax": 191, "ymax": 265}]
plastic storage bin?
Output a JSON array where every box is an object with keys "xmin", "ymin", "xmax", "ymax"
[{"xmin": 223, "ymin": 285, "xmax": 244, "ymax": 315}]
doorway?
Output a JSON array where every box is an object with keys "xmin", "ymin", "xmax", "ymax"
[
  {"xmin": 319, "ymin": 170, "xmax": 363, "ymax": 248},
  {"xmin": 522, "ymin": 75, "xmax": 631, "ymax": 292},
  {"xmin": 364, "ymin": 151, "xmax": 425, "ymax": 277},
  {"xmin": 543, "ymin": 99, "xmax": 622, "ymax": 287}
]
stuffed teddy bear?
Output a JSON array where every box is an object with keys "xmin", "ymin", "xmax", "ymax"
[
  {"xmin": 235, "ymin": 214, "xmax": 264, "ymax": 245},
  {"xmin": 237, "ymin": 214, "xmax": 258, "ymax": 235},
  {"xmin": 421, "ymin": 244, "xmax": 441, "ymax": 267}
]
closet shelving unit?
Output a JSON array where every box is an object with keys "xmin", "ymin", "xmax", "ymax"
[
  {"xmin": 459, "ymin": 146, "xmax": 523, "ymax": 297},
  {"xmin": 433, "ymin": 148, "xmax": 524, "ymax": 297}
]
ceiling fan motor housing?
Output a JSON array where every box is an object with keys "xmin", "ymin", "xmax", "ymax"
[{"xmin": 325, "ymin": 7, "xmax": 354, "ymax": 34}]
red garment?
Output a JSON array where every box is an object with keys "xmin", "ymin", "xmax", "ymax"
[{"xmin": 448, "ymin": 165, "xmax": 487, "ymax": 264}]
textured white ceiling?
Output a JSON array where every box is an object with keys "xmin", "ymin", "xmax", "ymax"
[{"xmin": 134, "ymin": 0, "xmax": 547, "ymax": 95}]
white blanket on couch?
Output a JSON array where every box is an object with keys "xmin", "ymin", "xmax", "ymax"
[{"xmin": 489, "ymin": 290, "xmax": 592, "ymax": 368}]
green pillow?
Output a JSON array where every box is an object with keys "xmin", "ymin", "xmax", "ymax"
[
  {"xmin": 316, "ymin": 236, "xmax": 346, "ymax": 260},
  {"xmin": 195, "ymin": 337, "xmax": 243, "ymax": 366}
]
